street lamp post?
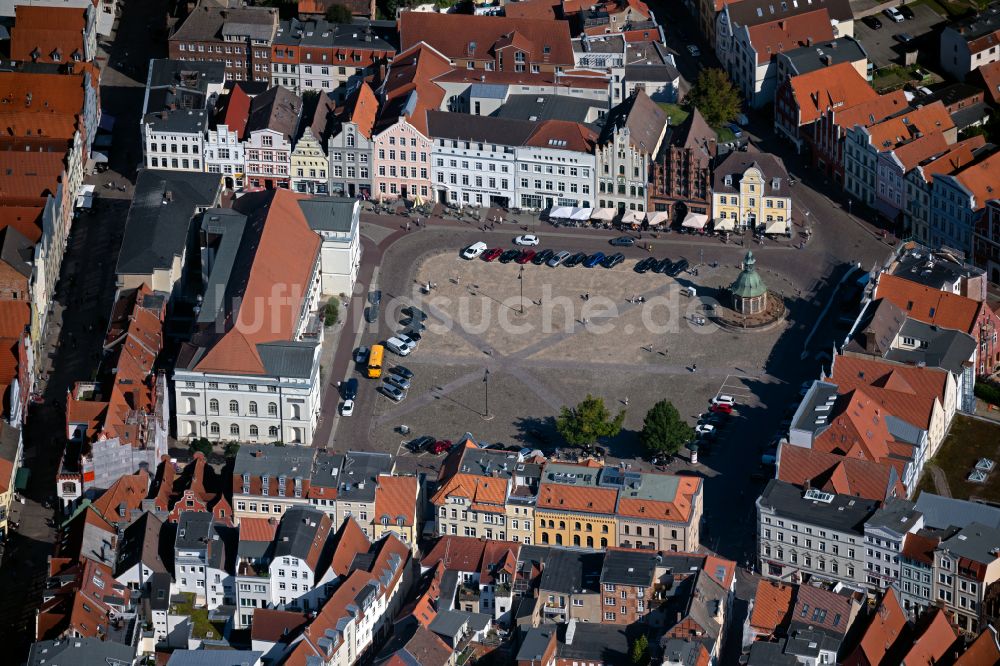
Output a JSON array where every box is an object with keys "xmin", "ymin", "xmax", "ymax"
[
  {"xmin": 483, "ymin": 368, "xmax": 491, "ymax": 418},
  {"xmin": 518, "ymin": 264, "xmax": 525, "ymax": 314}
]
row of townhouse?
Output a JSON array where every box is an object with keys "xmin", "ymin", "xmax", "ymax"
[
  {"xmin": 423, "ymin": 535, "xmax": 735, "ymax": 662},
  {"xmin": 431, "ymin": 441, "xmax": 703, "ymax": 553}
]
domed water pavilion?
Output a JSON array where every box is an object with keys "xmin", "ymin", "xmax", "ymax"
[
  {"xmin": 730, "ymin": 251, "xmax": 767, "ymax": 314},
  {"xmin": 710, "ymin": 250, "xmax": 786, "ymax": 330}
]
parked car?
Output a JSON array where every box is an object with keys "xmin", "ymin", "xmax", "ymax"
[
  {"xmin": 695, "ymin": 423, "xmax": 716, "ymax": 436},
  {"xmin": 430, "ymin": 439, "xmax": 453, "ymax": 454},
  {"xmin": 602, "ymin": 252, "xmax": 625, "ymax": 268},
  {"xmin": 396, "ymin": 333, "xmax": 418, "ymax": 350},
  {"xmin": 462, "ymin": 241, "xmax": 488, "ymax": 259},
  {"xmin": 686, "ymin": 44, "xmax": 700, "ymax": 57},
  {"xmin": 729, "ymin": 123, "xmax": 743, "ymax": 138},
  {"xmin": 883, "ymin": 6, "xmax": 904, "ymax": 22},
  {"xmin": 384, "ymin": 373, "xmax": 411, "ymax": 391},
  {"xmin": 516, "ymin": 249, "xmax": 536, "ymax": 264},
  {"xmin": 711, "ymin": 394, "xmax": 736, "ymax": 406},
  {"xmin": 894, "ymin": 32, "xmax": 914, "ymax": 43},
  {"xmin": 564, "ymin": 252, "xmax": 588, "ymax": 267},
  {"xmin": 379, "ymin": 384, "xmax": 406, "ymax": 402},
  {"xmin": 401, "ymin": 306, "xmax": 426, "ymax": 321},
  {"xmin": 499, "ymin": 249, "xmax": 520, "ymax": 263},
  {"xmin": 368, "ymin": 290, "xmax": 382, "ymax": 305},
  {"xmin": 390, "ymin": 365, "xmax": 413, "ymax": 380},
  {"xmin": 863, "ymin": 15, "xmax": 882, "ymax": 29},
  {"xmin": 547, "ymin": 250, "xmax": 571, "ymax": 267},
  {"xmin": 515, "ymin": 234, "xmax": 540, "ymax": 246},
  {"xmin": 385, "ymin": 337, "xmax": 412, "ymax": 356},
  {"xmin": 583, "ymin": 252, "xmax": 606, "ymax": 268},
  {"xmin": 533, "ymin": 249, "xmax": 554, "ymax": 265},
  {"xmin": 898, "ymin": 4, "xmax": 914, "ymax": 19},
  {"xmin": 354, "ymin": 346, "xmax": 370, "ymax": 364},
  {"xmin": 406, "ymin": 435, "xmax": 435, "ymax": 452},
  {"xmin": 610, "ymin": 236, "xmax": 635, "ymax": 247},
  {"xmin": 709, "ymin": 402, "xmax": 733, "ymax": 415},
  {"xmin": 634, "ymin": 257, "xmax": 656, "ymax": 273},
  {"xmin": 340, "ymin": 399, "xmax": 354, "ymax": 416},
  {"xmin": 667, "ymin": 259, "xmax": 689, "ymax": 276},
  {"xmin": 341, "ymin": 378, "xmax": 359, "ymax": 400},
  {"xmin": 364, "ymin": 303, "xmax": 379, "ymax": 323},
  {"xmin": 652, "ymin": 258, "xmax": 672, "ymax": 274},
  {"xmin": 482, "ymin": 247, "xmax": 503, "ymax": 262}
]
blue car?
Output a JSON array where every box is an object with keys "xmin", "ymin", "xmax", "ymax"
[{"xmin": 583, "ymin": 252, "xmax": 606, "ymax": 268}]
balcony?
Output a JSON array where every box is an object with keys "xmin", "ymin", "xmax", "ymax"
[
  {"xmin": 458, "ymin": 584, "xmax": 480, "ymax": 603},
  {"xmin": 495, "ymin": 582, "xmax": 512, "ymax": 598}
]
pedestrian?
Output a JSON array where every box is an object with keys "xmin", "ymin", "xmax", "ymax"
[
  {"xmin": 624, "ymin": 396, "xmax": 629, "ymax": 406},
  {"xmin": 406, "ymin": 221, "xmax": 411, "ymax": 231},
  {"xmin": 692, "ymin": 363, "xmax": 698, "ymax": 372}
]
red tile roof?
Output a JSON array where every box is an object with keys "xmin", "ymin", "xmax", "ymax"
[
  {"xmin": 812, "ymin": 389, "xmax": 894, "ymax": 462},
  {"xmin": 525, "ymin": 119, "xmax": 599, "ymax": 153},
  {"xmin": 749, "ymin": 580, "xmax": 794, "ymax": 635},
  {"xmin": 949, "ymin": 150, "xmax": 1000, "ymax": 213},
  {"xmin": 791, "ymin": 584, "xmax": 854, "ymax": 636},
  {"xmin": 0, "ymin": 301, "xmax": 30, "ymax": 338},
  {"xmin": 376, "ymin": 43, "xmax": 451, "ymax": 137},
  {"xmin": 979, "ymin": 60, "xmax": 1000, "ymax": 104},
  {"xmin": 912, "ymin": 135, "xmax": 988, "ymax": 183},
  {"xmin": 399, "ymin": 13, "xmax": 575, "ymax": 67},
  {"xmin": 955, "ymin": 625, "xmax": 1000, "ymax": 666},
  {"xmin": 0, "ymin": 152, "xmax": 66, "ymax": 204},
  {"xmin": 844, "ymin": 588, "xmax": 907, "ymax": 666},
  {"xmin": 901, "ymin": 532, "xmax": 939, "ymax": 566},
  {"xmin": 777, "ymin": 443, "xmax": 903, "ymax": 501},
  {"xmin": 830, "ymin": 90, "xmax": 908, "ymax": 134},
  {"xmin": 891, "ymin": 132, "xmax": 950, "ymax": 172},
  {"xmin": 250, "ymin": 608, "xmax": 310, "ymax": 643},
  {"xmin": 374, "ymin": 475, "xmax": 417, "ymax": 526},
  {"xmin": 902, "ymin": 608, "xmax": 958, "ymax": 665},
  {"xmin": 865, "ymin": 102, "xmax": 953, "ymax": 153},
  {"xmin": 829, "ymin": 355, "xmax": 948, "ymax": 431},
  {"xmin": 789, "ymin": 62, "xmax": 877, "ymax": 126},
  {"xmin": 194, "ymin": 189, "xmax": 321, "ymax": 375},
  {"xmin": 348, "ymin": 81, "xmax": 378, "ymax": 140},
  {"xmin": 221, "ymin": 84, "xmax": 253, "ymax": 140},
  {"xmin": 876, "ymin": 273, "xmax": 981, "ymax": 333},
  {"xmin": 422, "ymin": 535, "xmax": 488, "ymax": 572},
  {"xmin": 91, "ymin": 473, "xmax": 149, "ymax": 525},
  {"xmin": 239, "ymin": 516, "xmax": 279, "ymax": 543},
  {"xmin": 503, "ymin": 0, "xmax": 560, "ymax": 20},
  {"xmin": 330, "ymin": 515, "xmax": 371, "ymax": 578},
  {"xmin": 538, "ymin": 481, "xmax": 618, "ymax": 514},
  {"xmin": 0, "ymin": 71, "xmax": 87, "ymax": 115},
  {"xmin": 11, "ymin": 5, "xmax": 90, "ymax": 64},
  {"xmin": 617, "ymin": 475, "xmax": 701, "ymax": 522},
  {"xmin": 747, "ymin": 10, "xmax": 835, "ymax": 64},
  {"xmin": 431, "ymin": 472, "xmax": 507, "ymax": 512},
  {"xmin": 0, "ymin": 206, "xmax": 44, "ymax": 243}
]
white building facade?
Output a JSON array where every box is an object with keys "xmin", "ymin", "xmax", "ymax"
[{"xmin": 204, "ymin": 124, "xmax": 246, "ymax": 189}]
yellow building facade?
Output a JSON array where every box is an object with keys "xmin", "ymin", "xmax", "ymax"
[{"xmin": 712, "ymin": 151, "xmax": 792, "ymax": 235}]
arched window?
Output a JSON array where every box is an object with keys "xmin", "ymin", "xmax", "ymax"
[
  {"xmin": 587, "ymin": 536, "xmax": 594, "ymax": 548},
  {"xmin": 230, "ymin": 424, "xmax": 240, "ymax": 436},
  {"xmin": 574, "ymin": 522, "xmax": 581, "ymax": 531},
  {"xmin": 209, "ymin": 399, "xmax": 219, "ymax": 414},
  {"xmin": 249, "ymin": 425, "xmax": 259, "ymax": 437},
  {"xmin": 229, "ymin": 400, "xmax": 239, "ymax": 414},
  {"xmin": 559, "ymin": 521, "xmax": 565, "ymax": 530},
  {"xmin": 268, "ymin": 426, "xmax": 279, "ymax": 437},
  {"xmin": 248, "ymin": 401, "xmax": 258, "ymax": 415},
  {"xmin": 210, "ymin": 422, "xmax": 220, "ymax": 435},
  {"xmin": 573, "ymin": 535, "xmax": 581, "ymax": 546},
  {"xmin": 555, "ymin": 534, "xmax": 563, "ymax": 546},
  {"xmin": 541, "ymin": 533, "xmax": 549, "ymax": 544},
  {"xmin": 602, "ymin": 525, "xmax": 609, "ymax": 533},
  {"xmin": 268, "ymin": 403, "xmax": 278, "ymax": 417}
]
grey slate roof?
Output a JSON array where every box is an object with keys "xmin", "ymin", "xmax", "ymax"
[
  {"xmin": 297, "ymin": 197, "xmax": 357, "ymax": 233},
  {"xmin": 599, "ymin": 91, "xmax": 666, "ymax": 153},
  {"xmin": 726, "ymin": 0, "xmax": 853, "ymax": 27},
  {"xmin": 938, "ymin": 522, "xmax": 1000, "ymax": 564},
  {"xmin": 663, "ymin": 638, "xmax": 709, "ymax": 666},
  {"xmin": 0, "ymin": 225, "xmax": 34, "ymax": 277},
  {"xmin": 273, "ymin": 17, "xmax": 395, "ymax": 52},
  {"xmin": 245, "ymin": 85, "xmax": 302, "ymax": 141},
  {"xmin": 914, "ymin": 493, "xmax": 1000, "ymax": 530},
  {"xmin": 272, "ymin": 505, "xmax": 327, "ymax": 564},
  {"xmin": 866, "ymin": 498, "xmax": 919, "ymax": 533},
  {"xmin": 624, "ymin": 63, "xmax": 681, "ymax": 82},
  {"xmin": 176, "ymin": 511, "xmax": 213, "ymax": 550},
  {"xmin": 537, "ymin": 548, "xmax": 602, "ymax": 595},
  {"xmin": 426, "ymin": 111, "xmax": 536, "ymax": 146},
  {"xmin": 149, "ymin": 571, "xmax": 172, "ymax": 610},
  {"xmin": 884, "ymin": 319, "xmax": 976, "ymax": 375},
  {"xmin": 166, "ymin": 649, "xmax": 264, "ymax": 666},
  {"xmin": 144, "ymin": 60, "xmax": 225, "ymax": 132},
  {"xmin": 600, "ymin": 548, "xmax": 656, "ymax": 586},
  {"xmin": 235, "ymin": 444, "xmax": 317, "ymax": 480},
  {"xmin": 428, "ymin": 609, "xmax": 471, "ymax": 640},
  {"xmin": 556, "ymin": 622, "xmax": 629, "ymax": 662},
  {"xmin": 116, "ymin": 169, "xmax": 222, "ymax": 277},
  {"xmin": 748, "ymin": 640, "xmax": 801, "ymax": 666},
  {"xmin": 713, "ymin": 146, "xmax": 790, "ymax": 194},
  {"xmin": 779, "ymin": 37, "xmax": 868, "ymax": 76},
  {"xmin": 888, "ymin": 245, "xmax": 984, "ymax": 288},
  {"xmin": 115, "ymin": 511, "xmax": 168, "ymax": 578},
  {"xmin": 758, "ymin": 479, "xmax": 879, "ymax": 534},
  {"xmin": 257, "ymin": 341, "xmax": 316, "ymax": 379},
  {"xmin": 845, "ymin": 298, "xmax": 907, "ymax": 356},
  {"xmin": 517, "ymin": 626, "xmax": 556, "ymax": 662},
  {"xmin": 494, "ymin": 94, "xmax": 606, "ymax": 127},
  {"xmin": 194, "ymin": 207, "xmax": 249, "ymax": 327},
  {"xmin": 27, "ymin": 637, "xmax": 137, "ymax": 666},
  {"xmin": 145, "ymin": 109, "xmax": 209, "ymax": 134},
  {"xmin": 337, "ymin": 451, "xmax": 393, "ymax": 502},
  {"xmin": 171, "ymin": 0, "xmax": 277, "ymax": 44}
]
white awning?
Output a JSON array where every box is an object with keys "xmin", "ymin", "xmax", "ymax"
[
  {"xmin": 622, "ymin": 210, "xmax": 643, "ymax": 225},
  {"xmin": 570, "ymin": 207, "xmax": 594, "ymax": 220},
  {"xmin": 76, "ymin": 184, "xmax": 96, "ymax": 209},
  {"xmin": 682, "ymin": 212, "xmax": 709, "ymax": 229},
  {"xmin": 714, "ymin": 217, "xmax": 736, "ymax": 231},
  {"xmin": 591, "ymin": 207, "xmax": 616, "ymax": 221},
  {"xmin": 549, "ymin": 206, "xmax": 574, "ymax": 219},
  {"xmin": 645, "ymin": 211, "xmax": 671, "ymax": 226},
  {"xmin": 765, "ymin": 219, "xmax": 790, "ymax": 235}
]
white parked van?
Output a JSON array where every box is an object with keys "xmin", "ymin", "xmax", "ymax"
[
  {"xmin": 386, "ymin": 337, "xmax": 412, "ymax": 356},
  {"xmin": 462, "ymin": 242, "xmax": 488, "ymax": 259}
]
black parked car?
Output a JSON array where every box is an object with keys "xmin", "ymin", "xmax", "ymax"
[
  {"xmin": 898, "ymin": 4, "xmax": 914, "ymax": 18},
  {"xmin": 564, "ymin": 252, "xmax": 588, "ymax": 267},
  {"xmin": 666, "ymin": 259, "xmax": 689, "ymax": 277},
  {"xmin": 340, "ymin": 378, "xmax": 358, "ymax": 400},
  {"xmin": 406, "ymin": 435, "xmax": 435, "ymax": 452},
  {"xmin": 634, "ymin": 257, "xmax": 655, "ymax": 273},
  {"xmin": 364, "ymin": 303, "xmax": 380, "ymax": 323},
  {"xmin": 602, "ymin": 252, "xmax": 625, "ymax": 268},
  {"xmin": 863, "ymin": 15, "xmax": 882, "ymax": 29},
  {"xmin": 532, "ymin": 249, "xmax": 554, "ymax": 265},
  {"xmin": 499, "ymin": 249, "xmax": 520, "ymax": 263},
  {"xmin": 401, "ymin": 306, "xmax": 426, "ymax": 321},
  {"xmin": 652, "ymin": 258, "xmax": 671, "ymax": 274},
  {"xmin": 609, "ymin": 236, "xmax": 635, "ymax": 247},
  {"xmin": 390, "ymin": 365, "xmax": 413, "ymax": 380}
]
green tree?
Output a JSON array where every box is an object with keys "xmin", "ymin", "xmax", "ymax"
[
  {"xmin": 224, "ymin": 441, "xmax": 241, "ymax": 459},
  {"xmin": 640, "ymin": 400, "xmax": 693, "ymax": 458},
  {"xmin": 324, "ymin": 299, "xmax": 340, "ymax": 326},
  {"xmin": 189, "ymin": 437, "xmax": 213, "ymax": 457},
  {"xmin": 325, "ymin": 3, "xmax": 353, "ymax": 22},
  {"xmin": 687, "ymin": 68, "xmax": 742, "ymax": 129},
  {"xmin": 630, "ymin": 634, "xmax": 650, "ymax": 666},
  {"xmin": 556, "ymin": 394, "xmax": 625, "ymax": 447}
]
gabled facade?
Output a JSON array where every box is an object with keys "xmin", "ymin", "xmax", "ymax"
[
  {"xmin": 595, "ymin": 91, "xmax": 666, "ymax": 214},
  {"xmin": 711, "ymin": 148, "xmax": 792, "ymax": 235},
  {"xmin": 243, "ymin": 85, "xmax": 303, "ymax": 189},
  {"xmin": 328, "ymin": 83, "xmax": 377, "ymax": 198},
  {"xmin": 290, "ymin": 127, "xmax": 329, "ymax": 194}
]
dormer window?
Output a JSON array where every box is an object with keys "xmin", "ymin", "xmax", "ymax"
[
  {"xmin": 262, "ymin": 474, "xmax": 269, "ymax": 495},
  {"xmin": 724, "ymin": 175, "xmax": 732, "ymax": 187},
  {"xmin": 772, "ymin": 178, "xmax": 781, "ymax": 190}
]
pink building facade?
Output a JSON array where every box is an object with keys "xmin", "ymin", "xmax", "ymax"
[{"xmin": 372, "ymin": 119, "xmax": 432, "ymax": 201}]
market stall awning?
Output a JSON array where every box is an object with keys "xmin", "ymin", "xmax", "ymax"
[
  {"xmin": 765, "ymin": 219, "xmax": 789, "ymax": 235},
  {"xmin": 548, "ymin": 206, "xmax": 575, "ymax": 219},
  {"xmin": 645, "ymin": 211, "xmax": 671, "ymax": 226},
  {"xmin": 412, "ymin": 193, "xmax": 424, "ymax": 207},
  {"xmin": 714, "ymin": 217, "xmax": 736, "ymax": 232},
  {"xmin": 682, "ymin": 212, "xmax": 708, "ymax": 229},
  {"xmin": 621, "ymin": 210, "xmax": 643, "ymax": 225},
  {"xmin": 591, "ymin": 207, "xmax": 616, "ymax": 221},
  {"xmin": 570, "ymin": 207, "xmax": 594, "ymax": 220}
]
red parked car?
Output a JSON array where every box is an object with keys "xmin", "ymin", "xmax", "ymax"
[
  {"xmin": 709, "ymin": 403, "xmax": 733, "ymax": 415},
  {"xmin": 430, "ymin": 439, "xmax": 453, "ymax": 454},
  {"xmin": 516, "ymin": 249, "xmax": 536, "ymax": 264},
  {"xmin": 482, "ymin": 248, "xmax": 503, "ymax": 262}
]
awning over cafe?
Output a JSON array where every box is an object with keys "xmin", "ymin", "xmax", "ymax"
[
  {"xmin": 645, "ymin": 211, "xmax": 671, "ymax": 226},
  {"xmin": 714, "ymin": 217, "xmax": 736, "ymax": 232},
  {"xmin": 591, "ymin": 207, "xmax": 616, "ymax": 221},
  {"xmin": 682, "ymin": 212, "xmax": 708, "ymax": 229}
]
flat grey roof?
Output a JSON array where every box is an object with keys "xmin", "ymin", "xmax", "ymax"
[
  {"xmin": 600, "ymin": 549, "xmax": 657, "ymax": 586},
  {"xmin": 939, "ymin": 522, "xmax": 1000, "ymax": 563},
  {"xmin": 338, "ymin": 451, "xmax": 393, "ymax": 502},
  {"xmin": 791, "ymin": 381, "xmax": 840, "ymax": 437},
  {"xmin": 884, "ymin": 319, "xmax": 976, "ymax": 375},
  {"xmin": 759, "ymin": 479, "xmax": 878, "ymax": 534},
  {"xmin": 176, "ymin": 511, "xmax": 213, "ymax": 550},
  {"xmin": 28, "ymin": 638, "xmax": 137, "ymax": 666},
  {"xmin": 297, "ymin": 197, "xmax": 357, "ymax": 233},
  {"xmin": 495, "ymin": 93, "xmax": 605, "ymax": 127},
  {"xmin": 780, "ymin": 37, "xmax": 868, "ymax": 75},
  {"xmin": 914, "ymin": 493, "xmax": 1000, "ymax": 530},
  {"xmin": 235, "ymin": 444, "xmax": 317, "ymax": 479}
]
